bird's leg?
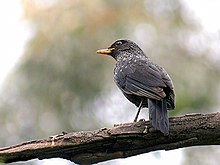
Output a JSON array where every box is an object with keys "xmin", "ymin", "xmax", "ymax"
[{"xmin": 133, "ymin": 99, "xmax": 143, "ymax": 122}]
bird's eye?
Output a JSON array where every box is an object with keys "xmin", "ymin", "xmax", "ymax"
[{"xmin": 116, "ymin": 41, "xmax": 122, "ymax": 46}]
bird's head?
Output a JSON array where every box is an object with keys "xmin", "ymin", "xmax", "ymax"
[{"xmin": 97, "ymin": 39, "xmax": 143, "ymax": 60}]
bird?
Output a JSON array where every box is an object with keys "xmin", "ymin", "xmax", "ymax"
[{"xmin": 97, "ymin": 39, "xmax": 175, "ymax": 134}]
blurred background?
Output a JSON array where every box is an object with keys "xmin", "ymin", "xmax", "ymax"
[{"xmin": 1, "ymin": 0, "xmax": 220, "ymax": 165}]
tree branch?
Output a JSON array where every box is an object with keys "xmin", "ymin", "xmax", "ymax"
[{"xmin": 1, "ymin": 112, "xmax": 220, "ymax": 164}]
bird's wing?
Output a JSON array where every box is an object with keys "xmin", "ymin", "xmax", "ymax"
[
  {"xmin": 115, "ymin": 59, "xmax": 168, "ymax": 100},
  {"xmin": 155, "ymin": 64, "xmax": 175, "ymax": 109},
  {"xmin": 155, "ymin": 63, "xmax": 174, "ymax": 91}
]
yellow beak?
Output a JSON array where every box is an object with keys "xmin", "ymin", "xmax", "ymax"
[{"xmin": 96, "ymin": 48, "xmax": 115, "ymax": 55}]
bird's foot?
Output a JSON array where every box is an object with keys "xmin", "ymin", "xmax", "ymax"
[
  {"xmin": 138, "ymin": 118, "xmax": 145, "ymax": 122},
  {"xmin": 133, "ymin": 117, "xmax": 138, "ymax": 122},
  {"xmin": 134, "ymin": 118, "xmax": 145, "ymax": 123}
]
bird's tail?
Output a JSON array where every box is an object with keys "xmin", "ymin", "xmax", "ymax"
[{"xmin": 148, "ymin": 98, "xmax": 169, "ymax": 134}]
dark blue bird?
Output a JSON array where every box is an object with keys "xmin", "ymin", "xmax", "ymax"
[{"xmin": 97, "ymin": 39, "xmax": 175, "ymax": 134}]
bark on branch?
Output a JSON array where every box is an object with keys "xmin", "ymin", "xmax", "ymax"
[{"xmin": 1, "ymin": 112, "xmax": 220, "ymax": 164}]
